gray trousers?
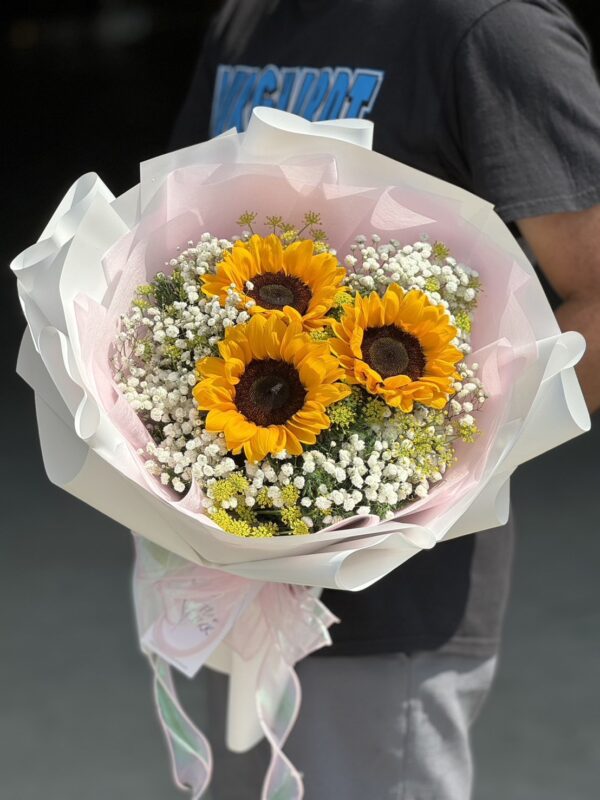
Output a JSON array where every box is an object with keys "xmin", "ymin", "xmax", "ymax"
[{"xmin": 201, "ymin": 651, "xmax": 497, "ymax": 800}]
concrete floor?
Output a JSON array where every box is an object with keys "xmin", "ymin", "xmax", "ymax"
[
  {"xmin": 471, "ymin": 414, "xmax": 600, "ymax": 800},
  {"xmin": 0, "ymin": 382, "xmax": 598, "ymax": 799}
]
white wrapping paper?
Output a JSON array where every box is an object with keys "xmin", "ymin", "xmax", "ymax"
[{"xmin": 13, "ymin": 108, "xmax": 590, "ymax": 752}]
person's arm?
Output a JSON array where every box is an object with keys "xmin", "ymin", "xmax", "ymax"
[
  {"xmin": 517, "ymin": 208, "xmax": 600, "ymax": 412},
  {"xmin": 440, "ymin": 0, "xmax": 600, "ymax": 411}
]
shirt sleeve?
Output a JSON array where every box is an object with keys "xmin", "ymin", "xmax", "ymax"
[{"xmin": 442, "ymin": 0, "xmax": 600, "ymax": 222}]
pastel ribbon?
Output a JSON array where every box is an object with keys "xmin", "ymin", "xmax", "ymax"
[{"xmin": 133, "ymin": 536, "xmax": 338, "ymax": 799}]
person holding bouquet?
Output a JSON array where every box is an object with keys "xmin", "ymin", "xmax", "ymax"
[{"xmin": 169, "ymin": 1, "xmax": 600, "ymax": 797}]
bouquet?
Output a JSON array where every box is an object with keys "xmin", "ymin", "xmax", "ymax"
[{"xmin": 12, "ymin": 108, "xmax": 590, "ymax": 799}]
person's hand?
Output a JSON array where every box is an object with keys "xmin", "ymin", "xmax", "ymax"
[{"xmin": 518, "ymin": 205, "xmax": 600, "ymax": 413}]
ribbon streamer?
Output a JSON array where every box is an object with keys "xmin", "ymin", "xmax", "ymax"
[{"xmin": 133, "ymin": 537, "xmax": 338, "ymax": 799}]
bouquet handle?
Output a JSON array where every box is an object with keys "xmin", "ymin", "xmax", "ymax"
[{"xmin": 133, "ymin": 537, "xmax": 338, "ymax": 799}]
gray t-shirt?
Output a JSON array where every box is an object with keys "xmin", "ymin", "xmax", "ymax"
[{"xmin": 171, "ymin": 0, "xmax": 600, "ymax": 656}]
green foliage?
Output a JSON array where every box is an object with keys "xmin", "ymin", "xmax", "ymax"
[{"xmin": 152, "ymin": 270, "xmax": 187, "ymax": 309}]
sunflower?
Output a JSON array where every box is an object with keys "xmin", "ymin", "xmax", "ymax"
[
  {"xmin": 194, "ymin": 313, "xmax": 350, "ymax": 462},
  {"xmin": 200, "ymin": 233, "xmax": 346, "ymax": 330},
  {"xmin": 330, "ymin": 284, "xmax": 463, "ymax": 412}
]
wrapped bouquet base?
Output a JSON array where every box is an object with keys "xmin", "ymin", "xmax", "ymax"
[
  {"xmin": 13, "ymin": 109, "xmax": 590, "ymax": 798},
  {"xmin": 134, "ymin": 537, "xmax": 338, "ymax": 797}
]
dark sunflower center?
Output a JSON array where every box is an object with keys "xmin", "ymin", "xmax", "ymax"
[
  {"xmin": 247, "ymin": 272, "xmax": 312, "ymax": 314},
  {"xmin": 362, "ymin": 325, "xmax": 426, "ymax": 380},
  {"xmin": 235, "ymin": 359, "xmax": 307, "ymax": 426},
  {"xmin": 259, "ymin": 283, "xmax": 295, "ymax": 307}
]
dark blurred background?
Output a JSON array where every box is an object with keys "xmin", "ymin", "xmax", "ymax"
[{"xmin": 1, "ymin": 2, "xmax": 599, "ymax": 798}]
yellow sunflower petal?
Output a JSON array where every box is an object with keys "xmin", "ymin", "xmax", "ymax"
[
  {"xmin": 243, "ymin": 427, "xmax": 277, "ymax": 462},
  {"xmin": 246, "ymin": 314, "xmax": 270, "ymax": 359},
  {"xmin": 205, "ymin": 407, "xmax": 238, "ymax": 431},
  {"xmin": 283, "ymin": 428, "xmax": 304, "ymax": 456},
  {"xmin": 194, "ymin": 382, "xmax": 234, "ymax": 408},
  {"xmin": 282, "ymin": 239, "xmax": 314, "ymax": 275}
]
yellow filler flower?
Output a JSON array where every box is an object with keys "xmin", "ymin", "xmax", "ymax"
[
  {"xmin": 194, "ymin": 313, "xmax": 350, "ymax": 462},
  {"xmin": 330, "ymin": 284, "xmax": 463, "ymax": 412},
  {"xmin": 201, "ymin": 234, "xmax": 346, "ymax": 330}
]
